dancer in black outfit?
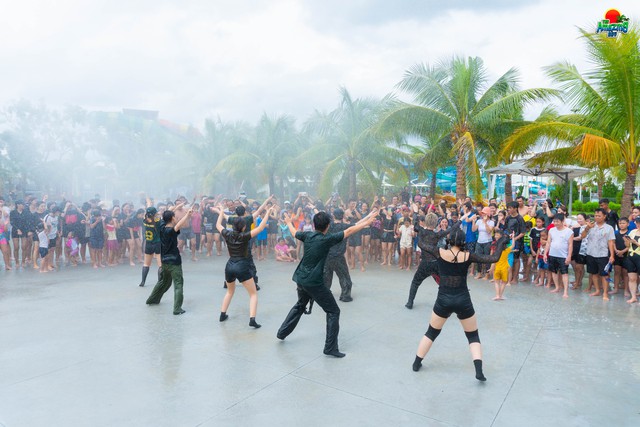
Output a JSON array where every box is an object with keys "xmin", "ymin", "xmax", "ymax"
[
  {"xmin": 405, "ymin": 213, "xmax": 456, "ymax": 309},
  {"xmin": 323, "ymin": 208, "xmax": 354, "ymax": 302},
  {"xmin": 215, "ymin": 206, "xmax": 273, "ymax": 328},
  {"xmin": 277, "ymin": 208, "xmax": 378, "ymax": 358},
  {"xmin": 412, "ymin": 227, "xmax": 508, "ymax": 381}
]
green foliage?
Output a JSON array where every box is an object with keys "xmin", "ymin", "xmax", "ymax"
[
  {"xmin": 382, "ymin": 57, "xmax": 558, "ymax": 199},
  {"xmin": 572, "ymin": 200, "xmax": 621, "ymax": 214},
  {"xmin": 550, "ymin": 181, "xmax": 579, "ymax": 205}
]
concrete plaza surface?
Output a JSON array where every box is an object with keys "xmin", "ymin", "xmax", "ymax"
[{"xmin": 0, "ymin": 256, "xmax": 638, "ymax": 427}]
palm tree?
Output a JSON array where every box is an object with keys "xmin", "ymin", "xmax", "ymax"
[
  {"xmin": 183, "ymin": 117, "xmax": 250, "ymax": 195},
  {"xmin": 409, "ymin": 136, "xmax": 453, "ymax": 198},
  {"xmin": 502, "ymin": 27, "xmax": 640, "ymax": 216},
  {"xmin": 215, "ymin": 113, "xmax": 300, "ymax": 198},
  {"xmin": 302, "ymin": 87, "xmax": 408, "ymax": 200},
  {"xmin": 379, "ymin": 57, "xmax": 558, "ymax": 199}
]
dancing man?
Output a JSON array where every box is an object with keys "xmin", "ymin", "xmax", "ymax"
[
  {"xmin": 277, "ymin": 207, "xmax": 378, "ymax": 358},
  {"xmin": 323, "ymin": 208, "xmax": 354, "ymax": 302},
  {"xmin": 145, "ymin": 204, "xmax": 194, "ymax": 315}
]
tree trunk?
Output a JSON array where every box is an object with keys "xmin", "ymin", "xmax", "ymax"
[
  {"xmin": 455, "ymin": 147, "xmax": 466, "ymax": 200},
  {"xmin": 268, "ymin": 175, "xmax": 276, "ymax": 198},
  {"xmin": 430, "ymin": 169, "xmax": 437, "ymax": 198},
  {"xmin": 349, "ymin": 160, "xmax": 357, "ymax": 200},
  {"xmin": 504, "ymin": 174, "xmax": 513, "ymax": 204},
  {"xmin": 621, "ymin": 170, "xmax": 637, "ymax": 217},
  {"xmin": 597, "ymin": 179, "xmax": 604, "ymax": 199}
]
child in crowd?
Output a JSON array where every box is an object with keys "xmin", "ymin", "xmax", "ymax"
[
  {"xmin": 104, "ymin": 216, "xmax": 119, "ymax": 266},
  {"xmin": 536, "ymin": 230, "xmax": 549, "ymax": 287},
  {"xmin": 255, "ymin": 213, "xmax": 268, "ymax": 261},
  {"xmin": 65, "ymin": 231, "xmax": 79, "ymax": 266},
  {"xmin": 37, "ymin": 222, "xmax": 51, "ymax": 273},
  {"xmin": 521, "ymin": 222, "xmax": 533, "ymax": 282},
  {"xmin": 89, "ymin": 209, "xmax": 105, "ymax": 268},
  {"xmin": 275, "ymin": 237, "xmax": 295, "ymax": 262},
  {"xmin": 529, "ymin": 217, "xmax": 545, "ymax": 284},
  {"xmin": 397, "ymin": 216, "xmax": 414, "ymax": 270},
  {"xmin": 493, "ymin": 230, "xmax": 513, "ymax": 300}
]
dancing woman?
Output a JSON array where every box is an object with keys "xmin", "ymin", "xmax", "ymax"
[
  {"xmin": 412, "ymin": 226, "xmax": 508, "ymax": 381},
  {"xmin": 214, "ymin": 205, "xmax": 273, "ymax": 328}
]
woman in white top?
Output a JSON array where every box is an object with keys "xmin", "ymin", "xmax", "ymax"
[{"xmin": 472, "ymin": 207, "xmax": 495, "ymax": 279}]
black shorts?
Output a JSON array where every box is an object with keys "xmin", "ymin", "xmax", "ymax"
[
  {"xmin": 586, "ymin": 255, "xmax": 609, "ymax": 275},
  {"xmin": 11, "ymin": 230, "xmax": 24, "ymax": 239},
  {"xmin": 624, "ymin": 256, "xmax": 640, "ymax": 273},
  {"xmin": 572, "ymin": 253, "xmax": 587, "ymax": 264},
  {"xmin": 510, "ymin": 240, "xmax": 522, "ymax": 259},
  {"xmin": 89, "ymin": 239, "xmax": 104, "ymax": 250},
  {"xmin": 48, "ymin": 237, "xmax": 57, "ymax": 249},
  {"xmin": 145, "ymin": 242, "xmax": 161, "ymax": 255},
  {"xmin": 348, "ymin": 233, "xmax": 362, "ymax": 247},
  {"xmin": 225, "ymin": 258, "xmax": 253, "ymax": 283},
  {"xmin": 39, "ymin": 247, "xmax": 48, "ymax": 258},
  {"xmin": 179, "ymin": 229, "xmax": 194, "ymax": 240},
  {"xmin": 371, "ymin": 228, "xmax": 381, "ymax": 240},
  {"xmin": 432, "ymin": 287, "xmax": 475, "ymax": 320},
  {"xmin": 548, "ymin": 255, "xmax": 569, "ymax": 274},
  {"xmin": 381, "ymin": 231, "xmax": 396, "ymax": 243},
  {"xmin": 614, "ymin": 256, "xmax": 626, "ymax": 267}
]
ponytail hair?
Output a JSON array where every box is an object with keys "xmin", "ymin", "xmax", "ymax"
[
  {"xmin": 446, "ymin": 227, "xmax": 466, "ymax": 249},
  {"xmin": 233, "ymin": 217, "xmax": 246, "ymax": 233}
]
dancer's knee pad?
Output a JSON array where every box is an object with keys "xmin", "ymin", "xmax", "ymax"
[
  {"xmin": 465, "ymin": 329, "xmax": 480, "ymax": 344},
  {"xmin": 425, "ymin": 325, "xmax": 442, "ymax": 341}
]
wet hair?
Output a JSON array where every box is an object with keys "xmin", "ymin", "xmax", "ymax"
[
  {"xmin": 313, "ymin": 211, "xmax": 331, "ymax": 232},
  {"xmin": 162, "ymin": 210, "xmax": 175, "ymax": 223},
  {"xmin": 507, "ymin": 201, "xmax": 518, "ymax": 209},
  {"xmin": 446, "ymin": 227, "xmax": 466, "ymax": 249},
  {"xmin": 233, "ymin": 217, "xmax": 246, "ymax": 233},
  {"xmin": 235, "ymin": 206, "xmax": 246, "ymax": 216},
  {"xmin": 333, "ymin": 208, "xmax": 344, "ymax": 220},
  {"xmin": 599, "ymin": 198, "xmax": 610, "ymax": 205},
  {"xmin": 555, "ymin": 213, "xmax": 565, "ymax": 222},
  {"xmin": 425, "ymin": 213, "xmax": 438, "ymax": 228}
]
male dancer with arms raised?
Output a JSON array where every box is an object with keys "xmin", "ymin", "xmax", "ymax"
[
  {"xmin": 145, "ymin": 203, "xmax": 194, "ymax": 315},
  {"xmin": 277, "ymin": 207, "xmax": 378, "ymax": 357}
]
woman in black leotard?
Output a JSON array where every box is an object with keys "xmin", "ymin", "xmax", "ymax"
[
  {"xmin": 214, "ymin": 206, "xmax": 273, "ymax": 328},
  {"xmin": 412, "ymin": 226, "xmax": 508, "ymax": 381}
]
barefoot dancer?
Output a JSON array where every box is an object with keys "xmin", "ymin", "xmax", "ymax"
[{"xmin": 412, "ymin": 227, "xmax": 508, "ymax": 381}]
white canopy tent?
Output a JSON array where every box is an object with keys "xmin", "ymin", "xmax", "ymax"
[{"xmin": 485, "ymin": 161, "xmax": 591, "ymax": 213}]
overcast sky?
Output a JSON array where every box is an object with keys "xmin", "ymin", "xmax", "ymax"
[{"xmin": 0, "ymin": 0, "xmax": 635, "ymax": 126}]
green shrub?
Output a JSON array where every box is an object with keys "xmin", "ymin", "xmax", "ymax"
[{"xmin": 571, "ymin": 200, "xmax": 621, "ymax": 214}]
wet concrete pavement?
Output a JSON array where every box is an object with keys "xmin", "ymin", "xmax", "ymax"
[{"xmin": 0, "ymin": 257, "xmax": 638, "ymax": 426}]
